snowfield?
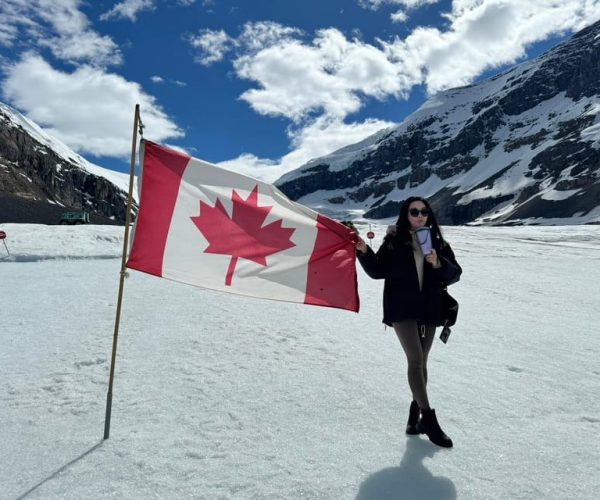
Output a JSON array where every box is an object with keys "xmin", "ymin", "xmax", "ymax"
[{"xmin": 1, "ymin": 223, "xmax": 599, "ymax": 499}]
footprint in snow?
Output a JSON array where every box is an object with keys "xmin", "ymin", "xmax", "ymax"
[
  {"xmin": 580, "ymin": 416, "xmax": 600, "ymax": 423},
  {"xmin": 506, "ymin": 366, "xmax": 524, "ymax": 373}
]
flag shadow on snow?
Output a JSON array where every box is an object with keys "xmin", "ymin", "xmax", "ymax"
[
  {"xmin": 355, "ymin": 438, "xmax": 456, "ymax": 500},
  {"xmin": 15, "ymin": 442, "xmax": 103, "ymax": 500}
]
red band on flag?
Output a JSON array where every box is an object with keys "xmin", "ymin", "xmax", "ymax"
[
  {"xmin": 127, "ymin": 141, "xmax": 190, "ymax": 277},
  {"xmin": 304, "ymin": 214, "xmax": 359, "ymax": 312}
]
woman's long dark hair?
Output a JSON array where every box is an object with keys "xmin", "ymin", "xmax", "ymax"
[{"xmin": 392, "ymin": 196, "xmax": 447, "ymax": 248}]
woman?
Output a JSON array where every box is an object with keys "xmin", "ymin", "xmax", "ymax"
[{"xmin": 356, "ymin": 197, "xmax": 461, "ymax": 448}]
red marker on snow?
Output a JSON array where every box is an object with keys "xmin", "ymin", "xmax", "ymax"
[
  {"xmin": 0, "ymin": 230, "xmax": 9, "ymax": 257},
  {"xmin": 366, "ymin": 225, "xmax": 375, "ymax": 247}
]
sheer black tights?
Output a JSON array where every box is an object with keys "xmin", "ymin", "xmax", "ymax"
[{"xmin": 392, "ymin": 320, "xmax": 436, "ymax": 410}]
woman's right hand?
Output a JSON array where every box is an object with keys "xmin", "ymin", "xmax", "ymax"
[{"xmin": 356, "ymin": 237, "xmax": 368, "ymax": 254}]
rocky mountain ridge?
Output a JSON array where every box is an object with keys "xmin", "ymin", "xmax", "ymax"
[{"xmin": 0, "ymin": 102, "xmax": 135, "ymax": 224}]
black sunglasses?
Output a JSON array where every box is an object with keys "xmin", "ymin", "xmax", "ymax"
[{"xmin": 409, "ymin": 208, "xmax": 429, "ymax": 217}]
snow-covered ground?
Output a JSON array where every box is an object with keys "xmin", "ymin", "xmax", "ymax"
[{"xmin": 1, "ymin": 223, "xmax": 599, "ymax": 499}]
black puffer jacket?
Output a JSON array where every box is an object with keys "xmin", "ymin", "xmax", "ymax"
[{"xmin": 357, "ymin": 231, "xmax": 461, "ymax": 327}]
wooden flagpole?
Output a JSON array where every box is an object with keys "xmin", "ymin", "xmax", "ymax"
[{"xmin": 104, "ymin": 104, "xmax": 141, "ymax": 440}]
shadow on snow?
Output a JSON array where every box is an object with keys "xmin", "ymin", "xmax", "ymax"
[
  {"xmin": 355, "ymin": 437, "xmax": 456, "ymax": 500},
  {"xmin": 15, "ymin": 441, "xmax": 104, "ymax": 500}
]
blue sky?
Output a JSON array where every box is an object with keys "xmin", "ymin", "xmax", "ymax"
[{"xmin": 1, "ymin": 0, "xmax": 599, "ymax": 182}]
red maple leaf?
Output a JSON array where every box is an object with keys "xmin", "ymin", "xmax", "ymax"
[{"xmin": 190, "ymin": 185, "xmax": 296, "ymax": 286}]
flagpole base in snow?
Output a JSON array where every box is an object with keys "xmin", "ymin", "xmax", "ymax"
[{"xmin": 104, "ymin": 392, "xmax": 113, "ymax": 439}]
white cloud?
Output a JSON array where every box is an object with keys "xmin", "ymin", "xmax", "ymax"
[
  {"xmin": 398, "ymin": 0, "xmax": 440, "ymax": 8},
  {"xmin": 234, "ymin": 28, "xmax": 404, "ymax": 121},
  {"xmin": 283, "ymin": 116, "xmax": 396, "ymax": 175},
  {"xmin": 358, "ymin": 0, "xmax": 440, "ymax": 10},
  {"xmin": 100, "ymin": 0, "xmax": 155, "ymax": 22},
  {"xmin": 0, "ymin": 0, "xmax": 122, "ymax": 66},
  {"xmin": 41, "ymin": 30, "xmax": 123, "ymax": 66},
  {"xmin": 2, "ymin": 53, "xmax": 183, "ymax": 158},
  {"xmin": 382, "ymin": 0, "xmax": 600, "ymax": 94},
  {"xmin": 190, "ymin": 22, "xmax": 303, "ymax": 67},
  {"xmin": 260, "ymin": 1, "xmax": 600, "ymax": 104},
  {"xmin": 390, "ymin": 10, "xmax": 408, "ymax": 23},
  {"xmin": 189, "ymin": 29, "xmax": 232, "ymax": 66},
  {"xmin": 217, "ymin": 154, "xmax": 278, "ymax": 181},
  {"xmin": 220, "ymin": 4, "xmax": 600, "ymax": 125},
  {"xmin": 0, "ymin": 0, "xmax": 31, "ymax": 46},
  {"xmin": 218, "ymin": 116, "xmax": 395, "ymax": 182},
  {"xmin": 358, "ymin": 0, "xmax": 389, "ymax": 9},
  {"xmin": 237, "ymin": 21, "xmax": 303, "ymax": 52},
  {"xmin": 151, "ymin": 75, "xmax": 187, "ymax": 86}
]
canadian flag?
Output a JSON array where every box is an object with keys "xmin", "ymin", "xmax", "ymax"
[{"xmin": 126, "ymin": 141, "xmax": 359, "ymax": 312}]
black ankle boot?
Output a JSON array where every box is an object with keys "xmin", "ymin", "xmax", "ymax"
[
  {"xmin": 405, "ymin": 400, "xmax": 421, "ymax": 435},
  {"xmin": 417, "ymin": 409, "xmax": 453, "ymax": 448}
]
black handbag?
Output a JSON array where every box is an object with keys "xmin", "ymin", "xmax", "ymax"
[
  {"xmin": 435, "ymin": 247, "xmax": 460, "ymax": 342},
  {"xmin": 441, "ymin": 289, "xmax": 458, "ymax": 327},
  {"xmin": 437, "ymin": 288, "xmax": 458, "ymax": 343},
  {"xmin": 438, "ymin": 255, "xmax": 462, "ymax": 286}
]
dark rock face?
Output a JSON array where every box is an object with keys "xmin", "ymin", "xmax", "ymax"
[
  {"xmin": 276, "ymin": 20, "xmax": 600, "ymax": 225},
  {"xmin": 0, "ymin": 105, "xmax": 136, "ymax": 224}
]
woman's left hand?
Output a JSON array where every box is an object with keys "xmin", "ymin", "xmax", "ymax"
[
  {"xmin": 425, "ymin": 249, "xmax": 441, "ymax": 268},
  {"xmin": 356, "ymin": 236, "xmax": 368, "ymax": 254}
]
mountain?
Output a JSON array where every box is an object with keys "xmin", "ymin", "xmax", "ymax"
[
  {"xmin": 275, "ymin": 21, "xmax": 600, "ymax": 225},
  {"xmin": 0, "ymin": 102, "xmax": 136, "ymax": 224}
]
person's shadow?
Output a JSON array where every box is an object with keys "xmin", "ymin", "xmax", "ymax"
[{"xmin": 355, "ymin": 437, "xmax": 457, "ymax": 500}]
